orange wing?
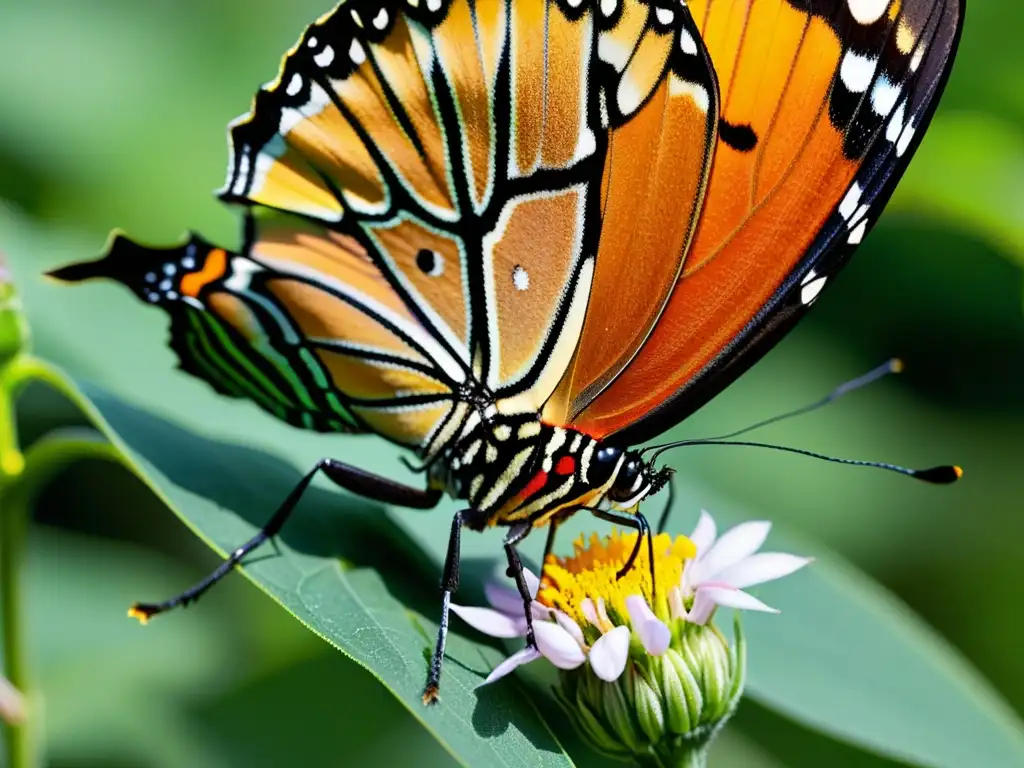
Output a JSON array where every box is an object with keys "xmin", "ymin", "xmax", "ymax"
[
  {"xmin": 54, "ymin": 0, "xmax": 720, "ymax": 458},
  {"xmin": 553, "ymin": 0, "xmax": 965, "ymax": 442}
]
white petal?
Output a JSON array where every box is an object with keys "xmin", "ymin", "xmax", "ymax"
[
  {"xmin": 480, "ymin": 646, "xmax": 542, "ymax": 686},
  {"xmin": 450, "ymin": 604, "xmax": 527, "ymax": 638},
  {"xmin": 581, "ymin": 598, "xmax": 600, "ymax": 627},
  {"xmin": 668, "ymin": 585, "xmax": 688, "ymax": 622},
  {"xmin": 530, "ymin": 600, "xmax": 552, "ymax": 622},
  {"xmin": 716, "ymin": 553, "xmax": 813, "ymax": 589},
  {"xmin": 589, "ymin": 626, "xmax": 631, "ymax": 681},
  {"xmin": 687, "ymin": 589, "xmax": 718, "ymax": 625},
  {"xmin": 534, "ymin": 621, "xmax": 587, "ymax": 669},
  {"xmin": 484, "ymin": 581, "xmax": 523, "ymax": 615},
  {"xmin": 699, "ymin": 585, "xmax": 780, "ymax": 614},
  {"xmin": 524, "ymin": 567, "xmax": 541, "ymax": 598},
  {"xmin": 554, "ymin": 609, "xmax": 586, "ymax": 647},
  {"xmin": 695, "ymin": 521, "xmax": 771, "ymax": 582},
  {"xmin": 689, "ymin": 509, "xmax": 717, "ymax": 554},
  {"xmin": 626, "ymin": 595, "xmax": 671, "ymax": 656}
]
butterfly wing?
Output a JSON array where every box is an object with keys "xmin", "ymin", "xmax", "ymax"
[
  {"xmin": 550, "ymin": 0, "xmax": 965, "ymax": 443},
  {"xmin": 53, "ymin": 0, "xmax": 719, "ymax": 456}
]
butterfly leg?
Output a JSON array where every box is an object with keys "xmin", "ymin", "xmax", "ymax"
[
  {"xmin": 131, "ymin": 458, "xmax": 443, "ymax": 623},
  {"xmin": 655, "ymin": 472, "xmax": 677, "ymax": 534},
  {"xmin": 423, "ymin": 509, "xmax": 470, "ymax": 705},
  {"xmin": 502, "ymin": 523, "xmax": 537, "ymax": 650},
  {"xmin": 541, "ymin": 519, "xmax": 561, "ymax": 571},
  {"xmin": 589, "ymin": 508, "xmax": 656, "ymax": 597}
]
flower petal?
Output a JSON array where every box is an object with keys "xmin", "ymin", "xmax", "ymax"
[
  {"xmin": 589, "ymin": 625, "xmax": 631, "ymax": 681},
  {"xmin": 716, "ymin": 552, "xmax": 813, "ymax": 589},
  {"xmin": 534, "ymin": 621, "xmax": 587, "ymax": 669},
  {"xmin": 530, "ymin": 600, "xmax": 552, "ymax": 622},
  {"xmin": 626, "ymin": 595, "xmax": 671, "ymax": 656},
  {"xmin": 480, "ymin": 646, "xmax": 542, "ymax": 686},
  {"xmin": 554, "ymin": 609, "xmax": 586, "ymax": 647},
  {"xmin": 450, "ymin": 604, "xmax": 527, "ymax": 638},
  {"xmin": 484, "ymin": 581, "xmax": 524, "ymax": 615},
  {"xmin": 668, "ymin": 585, "xmax": 688, "ymax": 622},
  {"xmin": 699, "ymin": 585, "xmax": 780, "ymax": 614},
  {"xmin": 687, "ymin": 588, "xmax": 718, "ymax": 625},
  {"xmin": 689, "ymin": 509, "xmax": 718, "ymax": 554},
  {"xmin": 695, "ymin": 520, "xmax": 772, "ymax": 582},
  {"xmin": 581, "ymin": 598, "xmax": 600, "ymax": 628},
  {"xmin": 524, "ymin": 567, "xmax": 541, "ymax": 599}
]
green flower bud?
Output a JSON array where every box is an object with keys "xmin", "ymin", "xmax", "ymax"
[{"xmin": 554, "ymin": 616, "xmax": 746, "ymax": 767}]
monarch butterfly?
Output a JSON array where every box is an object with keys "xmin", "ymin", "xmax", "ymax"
[{"xmin": 52, "ymin": 0, "xmax": 964, "ymax": 703}]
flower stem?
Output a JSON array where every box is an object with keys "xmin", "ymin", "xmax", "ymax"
[
  {"xmin": 0, "ymin": 354, "xmax": 129, "ymax": 768},
  {"xmin": 0, "ymin": 361, "xmax": 32, "ymax": 768}
]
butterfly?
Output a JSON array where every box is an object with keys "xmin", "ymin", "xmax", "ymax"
[{"xmin": 51, "ymin": 0, "xmax": 964, "ymax": 703}]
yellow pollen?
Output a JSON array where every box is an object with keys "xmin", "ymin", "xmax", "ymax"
[{"xmin": 538, "ymin": 530, "xmax": 696, "ymax": 629}]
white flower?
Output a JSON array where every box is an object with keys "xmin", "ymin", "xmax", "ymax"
[
  {"xmin": 669, "ymin": 510, "xmax": 813, "ymax": 626},
  {"xmin": 452, "ymin": 510, "xmax": 812, "ymax": 687},
  {"xmin": 451, "ymin": 568, "xmax": 636, "ymax": 684}
]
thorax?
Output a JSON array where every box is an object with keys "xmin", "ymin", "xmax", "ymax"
[{"xmin": 433, "ymin": 413, "xmax": 609, "ymax": 530}]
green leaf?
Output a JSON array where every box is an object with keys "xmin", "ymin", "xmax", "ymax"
[
  {"xmin": 0, "ymin": 210, "xmax": 572, "ymax": 767},
  {"xmin": 676, "ymin": 488, "xmax": 1024, "ymax": 768},
  {"xmin": 7, "ymin": 207, "xmax": 1024, "ymax": 768},
  {"xmin": 375, "ymin": 481, "xmax": 1024, "ymax": 768},
  {"xmin": 891, "ymin": 112, "xmax": 1024, "ymax": 270}
]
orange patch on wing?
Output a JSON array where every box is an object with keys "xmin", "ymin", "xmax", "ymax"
[
  {"xmin": 317, "ymin": 349, "xmax": 449, "ymax": 401},
  {"xmin": 547, "ymin": 71, "xmax": 716, "ymax": 424},
  {"xmin": 352, "ymin": 401, "xmax": 452, "ymax": 447},
  {"xmin": 181, "ymin": 248, "xmax": 228, "ymax": 297},
  {"xmin": 433, "ymin": 1, "xmax": 494, "ymax": 208},
  {"xmin": 488, "ymin": 187, "xmax": 586, "ymax": 387},
  {"xmin": 363, "ymin": 216, "xmax": 469, "ymax": 349}
]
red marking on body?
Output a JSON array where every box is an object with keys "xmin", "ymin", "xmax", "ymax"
[
  {"xmin": 555, "ymin": 456, "xmax": 576, "ymax": 476},
  {"xmin": 522, "ymin": 471, "xmax": 548, "ymax": 498}
]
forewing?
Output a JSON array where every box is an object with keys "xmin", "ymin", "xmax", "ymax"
[
  {"xmin": 562, "ymin": 0, "xmax": 964, "ymax": 443},
  {"xmin": 543, "ymin": 1, "xmax": 720, "ymax": 426}
]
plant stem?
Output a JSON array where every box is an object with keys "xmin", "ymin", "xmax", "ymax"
[
  {"xmin": 0, "ymin": 364, "xmax": 32, "ymax": 768},
  {"xmin": 0, "ymin": 354, "xmax": 128, "ymax": 768},
  {"xmin": 1, "ymin": 486, "xmax": 32, "ymax": 768}
]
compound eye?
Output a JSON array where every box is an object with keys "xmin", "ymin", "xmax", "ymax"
[
  {"xmin": 609, "ymin": 455, "xmax": 645, "ymax": 502},
  {"xmin": 588, "ymin": 445, "xmax": 622, "ymax": 487}
]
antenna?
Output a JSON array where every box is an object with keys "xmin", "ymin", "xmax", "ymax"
[
  {"xmin": 643, "ymin": 358, "xmax": 903, "ymax": 452},
  {"xmin": 646, "ymin": 438, "xmax": 961, "ymax": 484}
]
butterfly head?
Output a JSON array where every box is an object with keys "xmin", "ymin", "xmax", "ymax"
[{"xmin": 590, "ymin": 445, "xmax": 672, "ymax": 512}]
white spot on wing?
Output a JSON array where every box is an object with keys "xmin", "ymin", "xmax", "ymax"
[
  {"xmin": 373, "ymin": 8, "xmax": 389, "ymax": 29},
  {"xmin": 839, "ymin": 183, "xmax": 862, "ymax": 221},
  {"xmin": 896, "ymin": 119, "xmax": 917, "ymax": 157},
  {"xmin": 870, "ymin": 75, "xmax": 900, "ymax": 117},
  {"xmin": 847, "ymin": 0, "xmax": 889, "ymax": 25},
  {"xmin": 801, "ymin": 276, "xmax": 827, "ymax": 305},
  {"xmin": 656, "ymin": 7, "xmax": 675, "ymax": 25},
  {"xmin": 349, "ymin": 39, "xmax": 366, "ymax": 65},
  {"xmin": 314, "ymin": 45, "xmax": 335, "ymax": 68},
  {"xmin": 848, "ymin": 220, "xmax": 868, "ymax": 244},
  {"xmin": 512, "ymin": 265, "xmax": 530, "ymax": 291},
  {"xmin": 886, "ymin": 100, "xmax": 906, "ymax": 144},
  {"xmin": 286, "ymin": 74, "xmax": 303, "ymax": 96},
  {"xmin": 840, "ymin": 51, "xmax": 877, "ymax": 94},
  {"xmin": 679, "ymin": 29, "xmax": 698, "ymax": 55},
  {"xmin": 600, "ymin": 0, "xmax": 616, "ymax": 16}
]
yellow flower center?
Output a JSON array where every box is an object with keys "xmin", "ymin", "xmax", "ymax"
[{"xmin": 538, "ymin": 530, "xmax": 696, "ymax": 630}]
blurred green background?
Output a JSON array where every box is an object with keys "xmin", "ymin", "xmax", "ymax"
[{"xmin": 0, "ymin": 1, "xmax": 1021, "ymax": 766}]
